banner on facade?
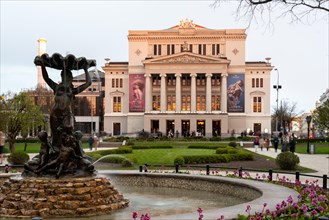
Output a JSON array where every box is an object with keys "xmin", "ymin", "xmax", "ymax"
[
  {"xmin": 129, "ymin": 74, "xmax": 145, "ymax": 112},
  {"xmin": 227, "ymin": 74, "xmax": 245, "ymax": 112}
]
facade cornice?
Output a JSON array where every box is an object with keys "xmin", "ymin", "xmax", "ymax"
[{"xmin": 128, "ymin": 35, "xmax": 246, "ymax": 42}]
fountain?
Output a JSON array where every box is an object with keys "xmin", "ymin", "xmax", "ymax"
[{"xmin": 0, "ymin": 53, "xmax": 129, "ymax": 218}]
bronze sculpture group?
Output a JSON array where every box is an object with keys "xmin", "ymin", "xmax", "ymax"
[{"xmin": 23, "ymin": 53, "xmax": 97, "ymax": 178}]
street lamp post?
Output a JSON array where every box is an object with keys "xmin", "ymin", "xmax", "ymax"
[
  {"xmin": 273, "ymin": 68, "xmax": 282, "ymax": 134},
  {"xmin": 306, "ymin": 115, "xmax": 312, "ymax": 154}
]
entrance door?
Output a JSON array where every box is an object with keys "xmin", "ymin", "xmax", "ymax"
[
  {"xmin": 181, "ymin": 120, "xmax": 190, "ymax": 137},
  {"xmin": 151, "ymin": 120, "xmax": 160, "ymax": 137},
  {"xmin": 212, "ymin": 120, "xmax": 221, "ymax": 137},
  {"xmin": 254, "ymin": 123, "xmax": 261, "ymax": 136},
  {"xmin": 197, "ymin": 120, "xmax": 205, "ymax": 136},
  {"xmin": 113, "ymin": 123, "xmax": 121, "ymax": 136},
  {"xmin": 166, "ymin": 120, "xmax": 175, "ymax": 137}
]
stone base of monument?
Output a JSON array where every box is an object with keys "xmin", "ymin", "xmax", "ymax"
[{"xmin": 0, "ymin": 176, "xmax": 129, "ymax": 218}]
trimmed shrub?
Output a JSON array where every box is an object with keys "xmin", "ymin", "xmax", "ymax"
[
  {"xmin": 276, "ymin": 152, "xmax": 300, "ymax": 170},
  {"xmin": 216, "ymin": 148, "xmax": 228, "ymax": 154},
  {"xmin": 228, "ymin": 141, "xmax": 237, "ymax": 148},
  {"xmin": 90, "ymin": 153, "xmax": 102, "ymax": 161},
  {"xmin": 8, "ymin": 152, "xmax": 29, "ymax": 165},
  {"xmin": 209, "ymin": 137, "xmax": 222, "ymax": 141},
  {"xmin": 188, "ymin": 145, "xmax": 220, "ymax": 149},
  {"xmin": 121, "ymin": 159, "xmax": 133, "ymax": 167},
  {"xmin": 95, "ymin": 147, "xmax": 133, "ymax": 156},
  {"xmin": 174, "ymin": 156, "xmax": 185, "ymax": 165},
  {"xmin": 101, "ymin": 155, "xmax": 126, "ymax": 163},
  {"xmin": 227, "ymin": 149, "xmax": 238, "ymax": 154},
  {"xmin": 132, "ymin": 145, "xmax": 172, "ymax": 149}
]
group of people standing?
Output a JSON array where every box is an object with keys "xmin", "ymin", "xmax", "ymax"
[{"xmin": 253, "ymin": 132, "xmax": 297, "ymax": 153}]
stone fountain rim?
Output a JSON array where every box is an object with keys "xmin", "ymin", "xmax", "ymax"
[{"xmin": 100, "ymin": 171, "xmax": 299, "ymax": 220}]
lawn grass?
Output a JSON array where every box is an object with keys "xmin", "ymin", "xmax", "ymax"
[
  {"xmin": 294, "ymin": 142, "xmax": 329, "ymax": 154},
  {"xmin": 3, "ymin": 142, "xmax": 89, "ymax": 153},
  {"xmin": 133, "ymin": 141, "xmax": 229, "ymax": 148},
  {"xmin": 118, "ymin": 148, "xmax": 216, "ymax": 165}
]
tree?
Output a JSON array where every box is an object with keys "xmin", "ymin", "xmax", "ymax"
[
  {"xmin": 0, "ymin": 92, "xmax": 45, "ymax": 153},
  {"xmin": 313, "ymin": 100, "xmax": 329, "ymax": 131},
  {"xmin": 272, "ymin": 100, "xmax": 302, "ymax": 133},
  {"xmin": 212, "ymin": 0, "xmax": 328, "ymax": 28}
]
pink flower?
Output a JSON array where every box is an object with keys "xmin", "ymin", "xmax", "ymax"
[
  {"xmin": 310, "ymin": 209, "xmax": 318, "ymax": 216},
  {"xmin": 318, "ymin": 206, "xmax": 324, "ymax": 213},
  {"xmin": 302, "ymin": 203, "xmax": 308, "ymax": 213},
  {"xmin": 287, "ymin": 195, "xmax": 294, "ymax": 204},
  {"xmin": 132, "ymin": 211, "xmax": 138, "ymax": 219},
  {"xmin": 197, "ymin": 207, "xmax": 203, "ymax": 214}
]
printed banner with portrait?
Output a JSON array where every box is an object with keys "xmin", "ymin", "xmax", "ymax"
[
  {"xmin": 129, "ymin": 74, "xmax": 145, "ymax": 112},
  {"xmin": 227, "ymin": 74, "xmax": 245, "ymax": 112}
]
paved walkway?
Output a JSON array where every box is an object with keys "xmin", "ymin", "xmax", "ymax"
[{"xmin": 244, "ymin": 147, "xmax": 329, "ymax": 188}]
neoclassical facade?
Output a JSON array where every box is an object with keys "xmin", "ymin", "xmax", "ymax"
[{"xmin": 103, "ymin": 20, "xmax": 273, "ymax": 137}]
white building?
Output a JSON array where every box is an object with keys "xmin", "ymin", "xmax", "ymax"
[{"xmin": 102, "ymin": 20, "xmax": 273, "ymax": 137}]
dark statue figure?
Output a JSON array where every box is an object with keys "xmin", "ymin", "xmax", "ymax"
[{"xmin": 22, "ymin": 53, "xmax": 97, "ymax": 178}]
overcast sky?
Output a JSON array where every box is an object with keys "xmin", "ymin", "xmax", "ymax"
[{"xmin": 1, "ymin": 1, "xmax": 328, "ymax": 114}]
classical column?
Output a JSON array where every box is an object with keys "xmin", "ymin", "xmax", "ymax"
[
  {"xmin": 221, "ymin": 73, "xmax": 228, "ymax": 113},
  {"xmin": 175, "ymin": 73, "xmax": 182, "ymax": 112},
  {"xmin": 190, "ymin": 73, "xmax": 197, "ymax": 113},
  {"xmin": 206, "ymin": 73, "xmax": 212, "ymax": 113},
  {"xmin": 144, "ymin": 73, "xmax": 152, "ymax": 112},
  {"xmin": 160, "ymin": 73, "xmax": 167, "ymax": 112}
]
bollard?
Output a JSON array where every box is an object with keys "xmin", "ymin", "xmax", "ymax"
[
  {"xmin": 323, "ymin": 175, "xmax": 327, "ymax": 190},
  {"xmin": 175, "ymin": 163, "xmax": 179, "ymax": 173},
  {"xmin": 238, "ymin": 167, "xmax": 243, "ymax": 177},
  {"xmin": 139, "ymin": 165, "xmax": 143, "ymax": 172},
  {"xmin": 206, "ymin": 165, "xmax": 210, "ymax": 175},
  {"xmin": 295, "ymin": 172, "xmax": 300, "ymax": 181},
  {"xmin": 268, "ymin": 169, "xmax": 273, "ymax": 181}
]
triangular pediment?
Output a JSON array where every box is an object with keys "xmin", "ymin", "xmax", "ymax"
[{"xmin": 143, "ymin": 52, "xmax": 230, "ymax": 65}]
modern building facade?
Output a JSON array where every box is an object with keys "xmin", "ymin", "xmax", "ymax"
[{"xmin": 102, "ymin": 20, "xmax": 273, "ymax": 137}]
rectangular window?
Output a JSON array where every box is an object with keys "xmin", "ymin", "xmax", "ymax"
[
  {"xmin": 113, "ymin": 96, "xmax": 121, "ymax": 112},
  {"xmin": 167, "ymin": 95, "xmax": 176, "ymax": 111},
  {"xmin": 198, "ymin": 44, "xmax": 206, "ymax": 55},
  {"xmin": 260, "ymin": 78, "xmax": 263, "ymax": 87},
  {"xmin": 182, "ymin": 95, "xmax": 191, "ymax": 111},
  {"xmin": 256, "ymin": 78, "xmax": 259, "ymax": 88},
  {"xmin": 253, "ymin": 96, "xmax": 262, "ymax": 113},
  {"xmin": 189, "ymin": 44, "xmax": 193, "ymax": 52},
  {"xmin": 167, "ymin": 44, "xmax": 175, "ymax": 55},
  {"xmin": 212, "ymin": 44, "xmax": 220, "ymax": 55},
  {"xmin": 120, "ymin": 78, "xmax": 123, "ymax": 88},
  {"xmin": 211, "ymin": 95, "xmax": 221, "ymax": 111},
  {"xmin": 196, "ymin": 95, "xmax": 205, "ymax": 111},
  {"xmin": 252, "ymin": 78, "xmax": 255, "ymax": 88},
  {"xmin": 112, "ymin": 79, "xmax": 115, "ymax": 88},
  {"xmin": 153, "ymin": 44, "xmax": 161, "ymax": 55},
  {"xmin": 152, "ymin": 95, "xmax": 161, "ymax": 111},
  {"xmin": 115, "ymin": 79, "xmax": 119, "ymax": 88},
  {"xmin": 152, "ymin": 75, "xmax": 160, "ymax": 86}
]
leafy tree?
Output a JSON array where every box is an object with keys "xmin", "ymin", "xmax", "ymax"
[
  {"xmin": 212, "ymin": 0, "xmax": 328, "ymax": 28},
  {"xmin": 313, "ymin": 100, "xmax": 329, "ymax": 131},
  {"xmin": 0, "ymin": 92, "xmax": 45, "ymax": 153}
]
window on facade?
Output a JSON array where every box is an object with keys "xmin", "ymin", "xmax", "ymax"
[
  {"xmin": 153, "ymin": 44, "xmax": 162, "ymax": 56},
  {"xmin": 212, "ymin": 44, "xmax": 220, "ymax": 55},
  {"xmin": 182, "ymin": 75, "xmax": 191, "ymax": 86},
  {"xmin": 167, "ymin": 44, "xmax": 175, "ymax": 55},
  {"xmin": 152, "ymin": 95, "xmax": 160, "ymax": 110},
  {"xmin": 167, "ymin": 95, "xmax": 176, "ymax": 111},
  {"xmin": 115, "ymin": 79, "xmax": 119, "ymax": 88},
  {"xmin": 198, "ymin": 44, "xmax": 206, "ymax": 55},
  {"xmin": 253, "ymin": 96, "xmax": 262, "ymax": 113},
  {"xmin": 196, "ymin": 75, "xmax": 205, "ymax": 86},
  {"xmin": 211, "ymin": 95, "xmax": 220, "ymax": 110},
  {"xmin": 152, "ymin": 75, "xmax": 160, "ymax": 86},
  {"xmin": 113, "ymin": 96, "xmax": 121, "ymax": 112},
  {"xmin": 189, "ymin": 44, "xmax": 193, "ymax": 52},
  {"xmin": 211, "ymin": 75, "xmax": 221, "ymax": 86},
  {"xmin": 196, "ymin": 95, "xmax": 206, "ymax": 111},
  {"xmin": 182, "ymin": 95, "xmax": 191, "ymax": 111},
  {"xmin": 252, "ymin": 78, "xmax": 263, "ymax": 88},
  {"xmin": 119, "ymin": 79, "xmax": 123, "ymax": 88},
  {"xmin": 167, "ymin": 75, "xmax": 176, "ymax": 86},
  {"xmin": 112, "ymin": 79, "xmax": 115, "ymax": 88}
]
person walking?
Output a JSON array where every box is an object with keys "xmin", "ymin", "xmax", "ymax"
[
  {"xmin": 253, "ymin": 137, "xmax": 260, "ymax": 152},
  {"xmin": 273, "ymin": 136, "xmax": 279, "ymax": 153},
  {"xmin": 259, "ymin": 137, "xmax": 265, "ymax": 151},
  {"xmin": 289, "ymin": 133, "xmax": 296, "ymax": 153},
  {"xmin": 88, "ymin": 135, "xmax": 94, "ymax": 151},
  {"xmin": 282, "ymin": 132, "xmax": 289, "ymax": 152},
  {"xmin": 0, "ymin": 131, "xmax": 5, "ymax": 164}
]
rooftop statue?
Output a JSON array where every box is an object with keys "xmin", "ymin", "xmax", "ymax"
[{"xmin": 23, "ymin": 53, "xmax": 97, "ymax": 178}]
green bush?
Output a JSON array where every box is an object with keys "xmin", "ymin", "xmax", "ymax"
[
  {"xmin": 174, "ymin": 156, "xmax": 185, "ymax": 165},
  {"xmin": 228, "ymin": 141, "xmax": 237, "ymax": 148},
  {"xmin": 227, "ymin": 149, "xmax": 238, "ymax": 154},
  {"xmin": 121, "ymin": 159, "xmax": 133, "ymax": 167},
  {"xmin": 8, "ymin": 152, "xmax": 30, "ymax": 165},
  {"xmin": 95, "ymin": 147, "xmax": 133, "ymax": 155},
  {"xmin": 132, "ymin": 145, "xmax": 172, "ymax": 149},
  {"xmin": 276, "ymin": 152, "xmax": 300, "ymax": 170},
  {"xmin": 216, "ymin": 148, "xmax": 228, "ymax": 154},
  {"xmin": 188, "ymin": 145, "xmax": 220, "ymax": 149},
  {"xmin": 209, "ymin": 137, "xmax": 222, "ymax": 141},
  {"xmin": 101, "ymin": 155, "xmax": 126, "ymax": 163},
  {"xmin": 90, "ymin": 153, "xmax": 102, "ymax": 161}
]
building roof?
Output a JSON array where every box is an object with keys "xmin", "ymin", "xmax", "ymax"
[{"xmin": 72, "ymin": 69, "xmax": 104, "ymax": 81}]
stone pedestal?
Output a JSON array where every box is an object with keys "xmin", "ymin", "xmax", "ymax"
[{"xmin": 0, "ymin": 176, "xmax": 129, "ymax": 218}]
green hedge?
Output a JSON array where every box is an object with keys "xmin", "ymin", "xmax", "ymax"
[
  {"xmin": 215, "ymin": 146, "xmax": 235, "ymax": 154},
  {"xmin": 176, "ymin": 152, "xmax": 253, "ymax": 164},
  {"xmin": 132, "ymin": 145, "xmax": 173, "ymax": 149},
  {"xmin": 87, "ymin": 147, "xmax": 132, "ymax": 157}
]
